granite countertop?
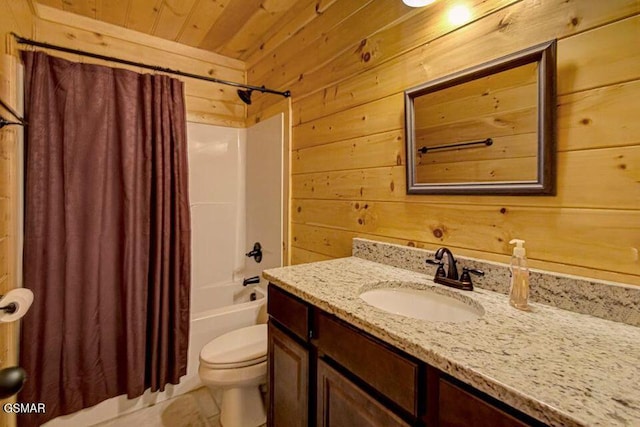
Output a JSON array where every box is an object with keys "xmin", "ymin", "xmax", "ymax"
[{"xmin": 263, "ymin": 257, "xmax": 640, "ymax": 427}]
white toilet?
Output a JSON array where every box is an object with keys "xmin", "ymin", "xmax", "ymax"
[{"xmin": 198, "ymin": 324, "xmax": 268, "ymax": 427}]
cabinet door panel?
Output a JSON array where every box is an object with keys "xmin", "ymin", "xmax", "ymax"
[
  {"xmin": 314, "ymin": 311, "xmax": 419, "ymax": 416},
  {"xmin": 268, "ymin": 322, "xmax": 309, "ymax": 427},
  {"xmin": 317, "ymin": 359, "xmax": 410, "ymax": 427},
  {"xmin": 439, "ymin": 378, "xmax": 529, "ymax": 427}
]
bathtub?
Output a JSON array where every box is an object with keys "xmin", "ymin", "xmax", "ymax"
[{"xmin": 191, "ymin": 280, "xmax": 266, "ymax": 317}]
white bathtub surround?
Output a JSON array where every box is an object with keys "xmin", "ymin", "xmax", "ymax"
[
  {"xmin": 188, "ymin": 123, "xmax": 246, "ymax": 295},
  {"xmin": 244, "ymin": 114, "xmax": 284, "ymax": 284},
  {"xmin": 187, "ymin": 115, "xmax": 284, "ymax": 290},
  {"xmin": 352, "ymin": 238, "xmax": 640, "ymax": 326},
  {"xmin": 188, "ymin": 113, "xmax": 284, "ymax": 289}
]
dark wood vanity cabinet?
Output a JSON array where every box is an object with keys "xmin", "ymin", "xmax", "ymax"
[
  {"xmin": 267, "ymin": 284, "xmax": 541, "ymax": 427},
  {"xmin": 268, "ymin": 322, "xmax": 309, "ymax": 427}
]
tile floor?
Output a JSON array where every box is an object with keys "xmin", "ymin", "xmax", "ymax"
[{"xmin": 93, "ymin": 388, "xmax": 222, "ymax": 427}]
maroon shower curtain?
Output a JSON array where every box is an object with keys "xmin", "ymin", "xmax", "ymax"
[{"xmin": 18, "ymin": 51, "xmax": 191, "ymax": 426}]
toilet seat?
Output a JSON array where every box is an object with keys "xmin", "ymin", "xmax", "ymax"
[
  {"xmin": 199, "ymin": 324, "xmax": 267, "ymax": 370},
  {"xmin": 200, "ymin": 354, "xmax": 267, "ymax": 370}
]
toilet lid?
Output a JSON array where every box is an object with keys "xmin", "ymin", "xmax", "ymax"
[{"xmin": 200, "ymin": 324, "xmax": 267, "ymax": 366}]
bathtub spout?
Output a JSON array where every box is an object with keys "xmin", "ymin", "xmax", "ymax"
[{"xmin": 243, "ymin": 276, "xmax": 260, "ymax": 286}]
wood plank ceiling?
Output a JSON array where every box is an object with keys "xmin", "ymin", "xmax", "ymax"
[{"xmin": 34, "ymin": 0, "xmax": 308, "ymax": 60}]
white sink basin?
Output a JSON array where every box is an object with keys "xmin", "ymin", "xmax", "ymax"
[{"xmin": 359, "ymin": 285, "xmax": 483, "ymax": 323}]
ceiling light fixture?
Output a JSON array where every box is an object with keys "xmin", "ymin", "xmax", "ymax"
[
  {"xmin": 448, "ymin": 4, "xmax": 472, "ymax": 25},
  {"xmin": 402, "ymin": 0, "xmax": 436, "ymax": 7}
]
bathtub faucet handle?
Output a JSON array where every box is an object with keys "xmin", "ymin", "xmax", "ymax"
[
  {"xmin": 243, "ymin": 276, "xmax": 260, "ymax": 286},
  {"xmin": 245, "ymin": 242, "xmax": 263, "ymax": 263}
]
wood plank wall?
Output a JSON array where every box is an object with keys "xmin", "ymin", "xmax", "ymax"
[
  {"xmin": 0, "ymin": 3, "xmax": 32, "ymax": 426},
  {"xmin": 29, "ymin": 3, "xmax": 247, "ymax": 128},
  {"xmin": 0, "ymin": 55, "xmax": 20, "ymax": 427},
  {"xmin": 247, "ymin": 0, "xmax": 640, "ymax": 286}
]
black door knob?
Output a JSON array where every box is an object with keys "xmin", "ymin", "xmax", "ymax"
[{"xmin": 0, "ymin": 366, "xmax": 26, "ymax": 399}]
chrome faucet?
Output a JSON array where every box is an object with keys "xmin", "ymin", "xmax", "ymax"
[{"xmin": 426, "ymin": 247, "xmax": 484, "ymax": 291}]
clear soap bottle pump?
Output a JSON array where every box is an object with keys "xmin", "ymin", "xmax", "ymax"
[{"xmin": 509, "ymin": 239, "xmax": 530, "ymax": 311}]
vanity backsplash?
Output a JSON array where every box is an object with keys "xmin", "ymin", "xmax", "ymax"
[{"xmin": 352, "ymin": 238, "xmax": 640, "ymax": 327}]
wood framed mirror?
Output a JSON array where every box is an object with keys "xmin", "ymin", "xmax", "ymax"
[{"xmin": 405, "ymin": 40, "xmax": 557, "ymax": 195}]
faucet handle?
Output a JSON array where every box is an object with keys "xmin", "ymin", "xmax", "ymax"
[
  {"xmin": 460, "ymin": 267, "xmax": 484, "ymax": 285},
  {"xmin": 426, "ymin": 259, "xmax": 446, "ymax": 278}
]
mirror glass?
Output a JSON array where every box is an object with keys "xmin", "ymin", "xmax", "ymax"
[{"xmin": 405, "ymin": 40, "xmax": 556, "ymax": 195}]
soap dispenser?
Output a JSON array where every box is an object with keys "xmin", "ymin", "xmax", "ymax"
[{"xmin": 509, "ymin": 239, "xmax": 530, "ymax": 310}]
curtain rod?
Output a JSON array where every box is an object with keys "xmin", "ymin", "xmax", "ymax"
[
  {"xmin": 0, "ymin": 98, "xmax": 26, "ymax": 129},
  {"xmin": 11, "ymin": 33, "xmax": 291, "ymax": 99}
]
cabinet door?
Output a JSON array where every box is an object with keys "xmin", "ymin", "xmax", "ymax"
[
  {"xmin": 268, "ymin": 321, "xmax": 309, "ymax": 427},
  {"xmin": 438, "ymin": 378, "xmax": 530, "ymax": 427},
  {"xmin": 313, "ymin": 311, "xmax": 419, "ymax": 416},
  {"xmin": 317, "ymin": 359, "xmax": 410, "ymax": 427}
]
